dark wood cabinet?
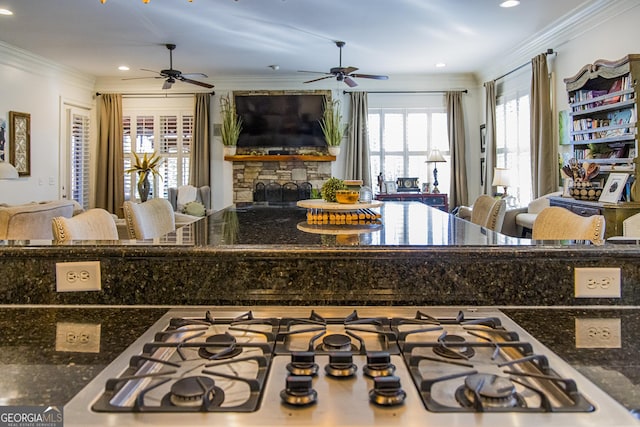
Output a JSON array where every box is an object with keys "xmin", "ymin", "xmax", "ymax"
[
  {"xmin": 375, "ymin": 193, "xmax": 448, "ymax": 212},
  {"xmin": 549, "ymin": 196, "xmax": 640, "ymax": 238}
]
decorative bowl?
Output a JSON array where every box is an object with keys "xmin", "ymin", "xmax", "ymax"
[
  {"xmin": 569, "ymin": 186, "xmax": 602, "ymax": 201},
  {"xmin": 335, "ymin": 190, "xmax": 360, "ymax": 204}
]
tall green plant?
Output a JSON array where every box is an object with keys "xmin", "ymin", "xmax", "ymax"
[
  {"xmin": 319, "ymin": 98, "xmax": 347, "ymax": 147},
  {"xmin": 220, "ymin": 94, "xmax": 243, "ymax": 146}
]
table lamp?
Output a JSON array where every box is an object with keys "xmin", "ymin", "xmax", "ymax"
[
  {"xmin": 492, "ymin": 167, "xmax": 512, "ymax": 198},
  {"xmin": 426, "ymin": 149, "xmax": 446, "ymax": 193},
  {"xmin": 0, "ymin": 162, "xmax": 19, "ymax": 179}
]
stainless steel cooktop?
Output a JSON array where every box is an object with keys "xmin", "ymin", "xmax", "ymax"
[{"xmin": 64, "ymin": 306, "xmax": 639, "ymax": 427}]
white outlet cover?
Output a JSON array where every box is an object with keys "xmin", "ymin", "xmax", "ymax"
[
  {"xmin": 575, "ymin": 318, "xmax": 622, "ymax": 349},
  {"xmin": 55, "ymin": 261, "xmax": 101, "ymax": 292},
  {"xmin": 574, "ymin": 267, "xmax": 621, "ymax": 298},
  {"xmin": 55, "ymin": 322, "xmax": 101, "ymax": 353}
]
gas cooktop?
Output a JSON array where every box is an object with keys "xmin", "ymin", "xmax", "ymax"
[{"xmin": 64, "ymin": 307, "xmax": 639, "ymax": 427}]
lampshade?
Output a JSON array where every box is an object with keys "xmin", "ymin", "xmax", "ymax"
[
  {"xmin": 0, "ymin": 162, "xmax": 19, "ymax": 179},
  {"xmin": 491, "ymin": 167, "xmax": 512, "ymax": 187},
  {"xmin": 426, "ymin": 149, "xmax": 446, "ymax": 163}
]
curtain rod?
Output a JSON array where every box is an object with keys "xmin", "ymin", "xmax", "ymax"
[
  {"xmin": 95, "ymin": 91, "xmax": 214, "ymax": 98},
  {"xmin": 343, "ymin": 89, "xmax": 467, "ymax": 95},
  {"xmin": 492, "ymin": 49, "xmax": 555, "ymax": 83}
]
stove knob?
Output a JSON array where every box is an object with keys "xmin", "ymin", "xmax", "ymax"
[
  {"xmin": 325, "ymin": 351, "xmax": 357, "ymax": 378},
  {"xmin": 369, "ymin": 375, "xmax": 407, "ymax": 406},
  {"xmin": 280, "ymin": 375, "xmax": 318, "ymax": 406},
  {"xmin": 287, "ymin": 351, "xmax": 319, "ymax": 376},
  {"xmin": 363, "ymin": 351, "xmax": 396, "ymax": 378}
]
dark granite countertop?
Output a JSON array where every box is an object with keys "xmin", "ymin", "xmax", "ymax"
[{"xmin": 0, "ymin": 305, "xmax": 638, "ymax": 419}]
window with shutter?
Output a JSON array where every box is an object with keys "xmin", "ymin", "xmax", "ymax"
[{"xmin": 69, "ymin": 108, "xmax": 90, "ymax": 210}]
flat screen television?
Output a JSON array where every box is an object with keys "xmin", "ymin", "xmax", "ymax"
[{"xmin": 234, "ymin": 93, "xmax": 327, "ymax": 148}]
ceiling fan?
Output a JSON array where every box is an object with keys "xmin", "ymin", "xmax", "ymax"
[
  {"xmin": 124, "ymin": 44, "xmax": 214, "ymax": 90},
  {"xmin": 298, "ymin": 41, "xmax": 389, "ymax": 87}
]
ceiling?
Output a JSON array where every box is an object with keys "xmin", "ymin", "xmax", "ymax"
[{"xmin": 0, "ymin": 0, "xmax": 595, "ymax": 86}]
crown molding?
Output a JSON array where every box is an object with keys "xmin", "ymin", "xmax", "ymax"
[
  {"xmin": 477, "ymin": 0, "xmax": 637, "ymax": 83},
  {"xmin": 0, "ymin": 41, "xmax": 95, "ymax": 91}
]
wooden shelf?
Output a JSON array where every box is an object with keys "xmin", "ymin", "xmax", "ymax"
[{"xmin": 224, "ymin": 154, "xmax": 336, "ymax": 162}]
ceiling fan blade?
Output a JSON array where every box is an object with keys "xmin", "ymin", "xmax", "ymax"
[
  {"xmin": 179, "ymin": 77, "xmax": 215, "ymax": 89},
  {"xmin": 350, "ymin": 73, "xmax": 389, "ymax": 80},
  {"xmin": 298, "ymin": 70, "xmax": 331, "ymax": 75},
  {"xmin": 141, "ymin": 68, "xmax": 165, "ymax": 76},
  {"xmin": 343, "ymin": 76, "xmax": 358, "ymax": 87},
  {"xmin": 304, "ymin": 75, "xmax": 335, "ymax": 84},
  {"xmin": 122, "ymin": 76, "xmax": 162, "ymax": 81},
  {"xmin": 162, "ymin": 79, "xmax": 173, "ymax": 90},
  {"xmin": 181, "ymin": 72, "xmax": 209, "ymax": 78},
  {"xmin": 343, "ymin": 66, "xmax": 359, "ymax": 74}
]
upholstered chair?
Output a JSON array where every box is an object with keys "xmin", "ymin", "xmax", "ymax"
[
  {"xmin": 51, "ymin": 208, "xmax": 118, "ymax": 242},
  {"xmin": 623, "ymin": 213, "xmax": 640, "ymax": 237},
  {"xmin": 532, "ymin": 206, "xmax": 605, "ymax": 244},
  {"xmin": 168, "ymin": 185, "xmax": 211, "ymax": 212},
  {"xmin": 122, "ymin": 198, "xmax": 176, "ymax": 239},
  {"xmin": 469, "ymin": 195, "xmax": 507, "ymax": 232}
]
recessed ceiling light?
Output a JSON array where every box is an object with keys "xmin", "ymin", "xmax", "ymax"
[
  {"xmin": 500, "ymin": 0, "xmax": 520, "ymax": 7},
  {"xmin": 0, "ymin": 8, "xmax": 14, "ymax": 15},
  {"xmin": 118, "ymin": 65, "xmax": 130, "ymax": 71},
  {"xmin": 435, "ymin": 62, "xmax": 446, "ymax": 68}
]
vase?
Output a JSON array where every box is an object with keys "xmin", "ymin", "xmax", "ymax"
[
  {"xmin": 328, "ymin": 146, "xmax": 340, "ymax": 156},
  {"xmin": 137, "ymin": 172, "xmax": 151, "ymax": 202},
  {"xmin": 224, "ymin": 146, "xmax": 237, "ymax": 156}
]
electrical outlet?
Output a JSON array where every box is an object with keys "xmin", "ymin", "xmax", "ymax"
[
  {"xmin": 575, "ymin": 318, "xmax": 621, "ymax": 349},
  {"xmin": 55, "ymin": 322, "xmax": 101, "ymax": 353},
  {"xmin": 574, "ymin": 267, "xmax": 621, "ymax": 298},
  {"xmin": 55, "ymin": 261, "xmax": 101, "ymax": 292}
]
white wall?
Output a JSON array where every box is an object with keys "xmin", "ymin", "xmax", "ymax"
[{"xmin": 0, "ymin": 42, "xmax": 95, "ymax": 205}]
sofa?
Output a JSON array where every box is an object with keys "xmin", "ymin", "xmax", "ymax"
[{"xmin": 0, "ymin": 200, "xmax": 79, "ymax": 240}]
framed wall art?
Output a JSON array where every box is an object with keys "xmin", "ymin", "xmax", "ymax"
[
  {"xmin": 480, "ymin": 124, "xmax": 486, "ymax": 153},
  {"xmin": 0, "ymin": 117, "xmax": 6, "ymax": 162},
  {"xmin": 9, "ymin": 111, "xmax": 30, "ymax": 176},
  {"xmin": 599, "ymin": 172, "xmax": 629, "ymax": 204}
]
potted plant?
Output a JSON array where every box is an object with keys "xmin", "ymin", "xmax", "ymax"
[
  {"xmin": 220, "ymin": 94, "xmax": 243, "ymax": 156},
  {"xmin": 319, "ymin": 98, "xmax": 347, "ymax": 156},
  {"xmin": 125, "ymin": 151, "xmax": 161, "ymax": 202},
  {"xmin": 321, "ymin": 177, "xmax": 347, "ymax": 202}
]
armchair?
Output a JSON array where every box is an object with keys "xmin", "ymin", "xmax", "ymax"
[{"xmin": 168, "ymin": 185, "xmax": 211, "ymax": 212}]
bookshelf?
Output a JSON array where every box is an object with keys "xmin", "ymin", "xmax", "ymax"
[{"xmin": 564, "ymin": 55, "xmax": 639, "ymax": 178}]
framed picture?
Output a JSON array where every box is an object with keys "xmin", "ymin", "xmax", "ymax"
[
  {"xmin": 9, "ymin": 111, "xmax": 31, "ymax": 176},
  {"xmin": 480, "ymin": 158, "xmax": 485, "ymax": 186},
  {"xmin": 384, "ymin": 181, "xmax": 396, "ymax": 194},
  {"xmin": 599, "ymin": 172, "xmax": 629, "ymax": 203},
  {"xmin": 0, "ymin": 117, "xmax": 6, "ymax": 162},
  {"xmin": 480, "ymin": 124, "xmax": 486, "ymax": 153}
]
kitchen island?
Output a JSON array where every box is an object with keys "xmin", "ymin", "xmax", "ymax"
[
  {"xmin": 1, "ymin": 201, "xmax": 640, "ymax": 306},
  {"xmin": 0, "ymin": 305, "xmax": 638, "ymax": 422}
]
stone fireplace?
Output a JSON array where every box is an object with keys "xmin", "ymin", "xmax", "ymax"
[{"xmin": 228, "ymin": 155, "xmax": 334, "ymax": 202}]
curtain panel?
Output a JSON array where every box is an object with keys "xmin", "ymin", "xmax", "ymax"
[
  {"xmin": 96, "ymin": 93, "xmax": 124, "ymax": 216},
  {"xmin": 530, "ymin": 54, "xmax": 557, "ymax": 198},
  {"xmin": 483, "ymin": 81, "xmax": 497, "ymax": 195},
  {"xmin": 190, "ymin": 93, "xmax": 211, "ymax": 189},
  {"xmin": 345, "ymin": 92, "xmax": 372, "ymax": 188},
  {"xmin": 446, "ymin": 91, "xmax": 468, "ymax": 209}
]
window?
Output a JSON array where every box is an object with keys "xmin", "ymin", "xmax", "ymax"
[
  {"xmin": 66, "ymin": 107, "xmax": 90, "ymax": 210},
  {"xmin": 123, "ymin": 111, "xmax": 193, "ymax": 201},
  {"xmin": 495, "ymin": 70, "xmax": 532, "ymax": 206},
  {"xmin": 368, "ymin": 108, "xmax": 449, "ymax": 193}
]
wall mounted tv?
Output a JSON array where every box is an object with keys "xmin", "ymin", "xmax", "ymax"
[{"xmin": 234, "ymin": 92, "xmax": 328, "ymax": 148}]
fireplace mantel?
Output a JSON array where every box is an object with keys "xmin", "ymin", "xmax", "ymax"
[{"xmin": 224, "ymin": 154, "xmax": 336, "ymax": 162}]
